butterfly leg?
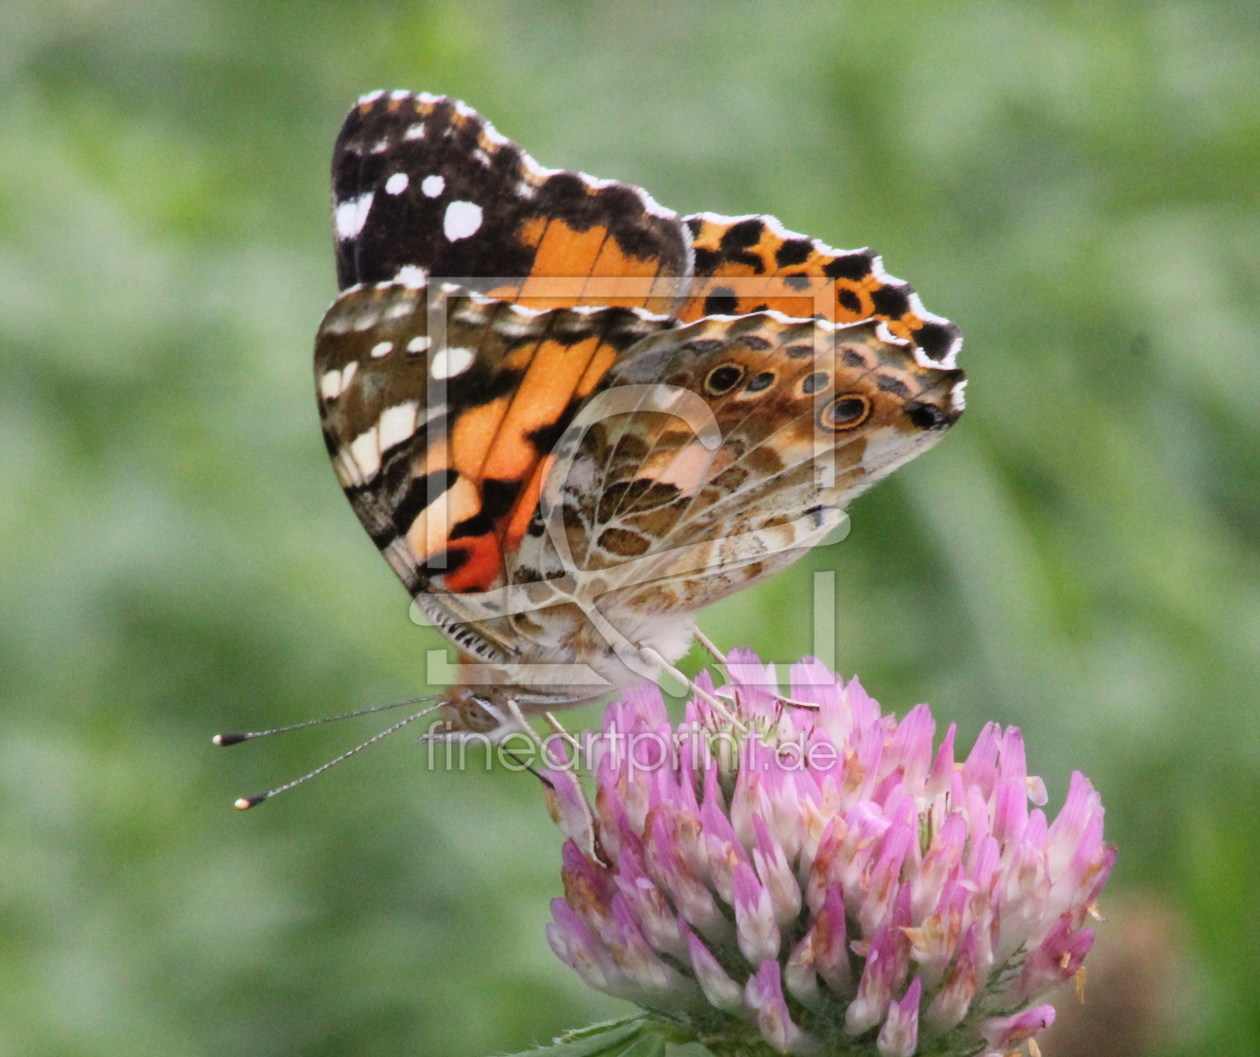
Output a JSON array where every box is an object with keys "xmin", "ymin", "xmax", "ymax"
[
  {"xmin": 693, "ymin": 627, "xmax": 728, "ymax": 665},
  {"xmin": 501, "ymin": 697, "xmax": 550, "ymax": 752},
  {"xmin": 775, "ymin": 693, "xmax": 820, "ymax": 711},
  {"xmin": 636, "ymin": 645, "xmax": 749, "ymax": 733},
  {"xmin": 543, "ymin": 711, "xmax": 583, "ymax": 755},
  {"xmin": 690, "ymin": 637, "xmax": 817, "ymax": 712},
  {"xmin": 692, "ymin": 626, "xmax": 733, "ymax": 690}
]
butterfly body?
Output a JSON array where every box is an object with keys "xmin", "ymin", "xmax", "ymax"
[{"xmin": 316, "ymin": 91, "xmax": 965, "ymax": 735}]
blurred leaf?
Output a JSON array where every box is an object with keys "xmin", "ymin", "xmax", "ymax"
[{"xmin": 499, "ymin": 1016, "xmax": 669, "ymax": 1057}]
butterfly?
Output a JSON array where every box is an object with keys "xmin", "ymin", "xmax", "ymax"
[{"xmin": 315, "ymin": 91, "xmax": 965, "ymax": 738}]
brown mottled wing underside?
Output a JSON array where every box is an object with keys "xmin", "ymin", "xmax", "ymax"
[{"xmin": 519, "ymin": 313, "xmax": 966, "ymax": 632}]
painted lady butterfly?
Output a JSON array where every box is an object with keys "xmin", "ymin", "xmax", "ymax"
[{"xmin": 316, "ymin": 91, "xmax": 965, "ymax": 737}]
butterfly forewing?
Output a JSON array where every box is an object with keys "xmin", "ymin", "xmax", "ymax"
[{"xmin": 332, "ymin": 91, "xmax": 693, "ymax": 313}]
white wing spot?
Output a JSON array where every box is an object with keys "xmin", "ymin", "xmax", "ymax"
[
  {"xmin": 406, "ymin": 335, "xmax": 430, "ymax": 354},
  {"xmin": 384, "ymin": 172, "xmax": 409, "ymax": 195},
  {"xmin": 443, "ymin": 200, "xmax": 482, "ymax": 241},
  {"xmin": 377, "ymin": 402, "xmax": 419, "ymax": 451},
  {"xmin": 334, "ymin": 192, "xmax": 374, "ymax": 241},
  {"xmin": 394, "ymin": 264, "xmax": 427, "ymax": 287},
  {"xmin": 347, "ymin": 426, "xmax": 381, "ymax": 481},
  {"xmin": 403, "ymin": 123, "xmax": 427, "ymax": 141},
  {"xmin": 349, "ymin": 305, "xmax": 382, "ymax": 332},
  {"xmin": 370, "ymin": 341, "xmax": 394, "ymax": 359},
  {"xmin": 339, "ymin": 361, "xmax": 358, "ymax": 389},
  {"xmin": 318, "ymin": 369, "xmax": 343, "ymax": 401},
  {"xmin": 421, "ymin": 174, "xmax": 445, "ymax": 197},
  {"xmin": 331, "ymin": 454, "xmax": 357, "ymax": 489},
  {"xmin": 430, "ymin": 346, "xmax": 475, "ymax": 379}
]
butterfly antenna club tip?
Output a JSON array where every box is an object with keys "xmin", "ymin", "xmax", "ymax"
[{"xmin": 221, "ymin": 702, "xmax": 443, "ymax": 811}]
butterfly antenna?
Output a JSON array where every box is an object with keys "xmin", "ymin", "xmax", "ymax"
[
  {"xmin": 218, "ymin": 698, "xmax": 443, "ymax": 810},
  {"xmin": 212, "ymin": 696, "xmax": 439, "ymax": 746}
]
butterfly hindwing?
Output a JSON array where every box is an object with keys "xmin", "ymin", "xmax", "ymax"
[{"xmin": 526, "ymin": 313, "xmax": 965, "ymax": 623}]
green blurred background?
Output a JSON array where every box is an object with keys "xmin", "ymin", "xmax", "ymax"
[{"xmin": 3, "ymin": 1, "xmax": 1257, "ymax": 1054}]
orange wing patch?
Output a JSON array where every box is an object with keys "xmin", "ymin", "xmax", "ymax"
[
  {"xmin": 678, "ymin": 214, "xmax": 960, "ymax": 364},
  {"xmin": 423, "ymin": 331, "xmax": 628, "ymax": 593},
  {"xmin": 487, "ymin": 217, "xmax": 684, "ymax": 313},
  {"xmin": 481, "ymin": 336, "xmax": 606, "ymax": 483}
]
